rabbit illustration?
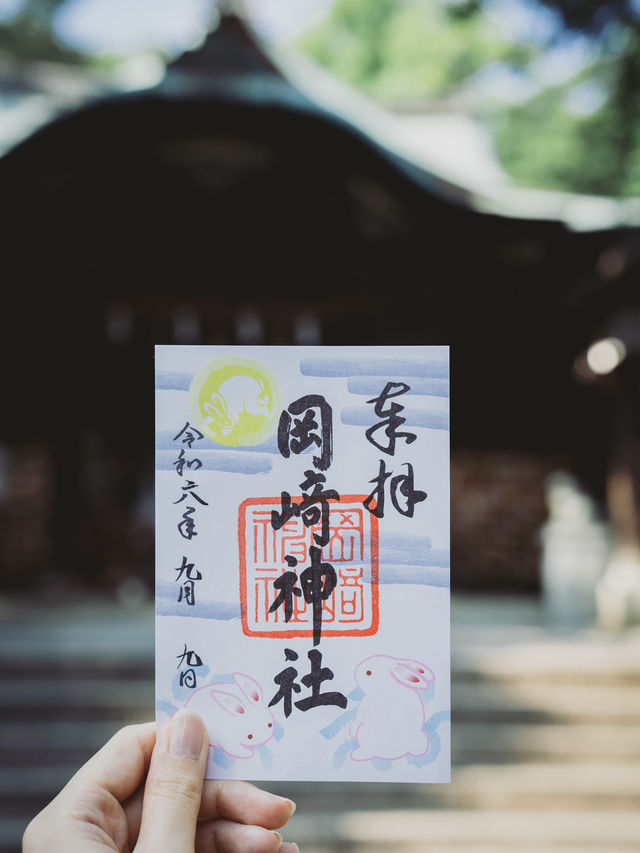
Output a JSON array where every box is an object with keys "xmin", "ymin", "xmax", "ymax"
[
  {"xmin": 203, "ymin": 376, "xmax": 270, "ymax": 438},
  {"xmin": 184, "ymin": 673, "xmax": 275, "ymax": 759},
  {"xmin": 349, "ymin": 655, "xmax": 434, "ymax": 762}
]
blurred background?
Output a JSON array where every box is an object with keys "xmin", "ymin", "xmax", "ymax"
[{"xmin": 1, "ymin": 0, "xmax": 639, "ymax": 849}]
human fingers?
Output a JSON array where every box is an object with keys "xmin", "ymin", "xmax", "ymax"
[
  {"xmin": 71, "ymin": 721, "xmax": 156, "ymax": 802},
  {"xmin": 123, "ymin": 761, "xmax": 296, "ymax": 848},
  {"xmin": 134, "ymin": 709, "xmax": 208, "ymax": 852},
  {"xmin": 23, "ymin": 722, "xmax": 156, "ymax": 853},
  {"xmin": 195, "ymin": 819, "xmax": 299, "ymax": 853},
  {"xmin": 199, "ymin": 780, "xmax": 296, "ymax": 829}
]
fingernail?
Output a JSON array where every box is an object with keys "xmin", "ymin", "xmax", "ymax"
[
  {"xmin": 280, "ymin": 797, "xmax": 296, "ymax": 817},
  {"xmin": 272, "ymin": 831, "xmax": 283, "ymax": 846},
  {"xmin": 280, "ymin": 844, "xmax": 299, "ymax": 853},
  {"xmin": 169, "ymin": 709, "xmax": 205, "ymax": 759}
]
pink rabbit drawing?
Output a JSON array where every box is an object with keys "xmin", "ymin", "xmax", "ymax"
[
  {"xmin": 184, "ymin": 673, "xmax": 275, "ymax": 759},
  {"xmin": 349, "ymin": 655, "xmax": 434, "ymax": 762}
]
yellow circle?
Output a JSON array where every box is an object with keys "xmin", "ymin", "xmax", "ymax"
[{"xmin": 189, "ymin": 357, "xmax": 281, "ymax": 446}]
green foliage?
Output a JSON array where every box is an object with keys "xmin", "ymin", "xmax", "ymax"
[
  {"xmin": 299, "ymin": 0, "xmax": 640, "ymax": 197},
  {"xmin": 299, "ymin": 0, "xmax": 531, "ymax": 100},
  {"xmin": 494, "ymin": 36, "xmax": 640, "ymax": 197},
  {"xmin": 495, "ymin": 89, "xmax": 616, "ymax": 195},
  {"xmin": 5, "ymin": 0, "xmax": 640, "ymax": 196},
  {"xmin": 0, "ymin": 0, "xmax": 84, "ymax": 63}
]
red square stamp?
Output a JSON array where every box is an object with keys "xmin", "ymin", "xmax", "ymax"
[{"xmin": 238, "ymin": 495, "xmax": 379, "ymax": 638}]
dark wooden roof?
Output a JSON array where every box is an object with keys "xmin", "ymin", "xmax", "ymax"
[
  {"xmin": 168, "ymin": 11, "xmax": 282, "ymax": 79},
  {"xmin": 0, "ymin": 10, "xmax": 632, "ymax": 473}
]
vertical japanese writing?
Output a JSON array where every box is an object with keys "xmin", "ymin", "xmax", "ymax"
[
  {"xmin": 172, "ymin": 421, "xmax": 209, "ymax": 607},
  {"xmin": 362, "ymin": 383, "xmax": 427, "ymax": 518},
  {"xmin": 176, "ymin": 643, "xmax": 204, "ymax": 688},
  {"xmin": 277, "ymin": 394, "xmax": 333, "ymax": 471},
  {"xmin": 271, "ymin": 396, "xmax": 340, "ymax": 645},
  {"xmin": 174, "ymin": 556, "xmax": 202, "ymax": 606},
  {"xmin": 268, "ymin": 546, "xmax": 337, "ymax": 647},
  {"xmin": 269, "ymin": 395, "xmax": 347, "ymax": 715},
  {"xmin": 170, "ymin": 423, "xmax": 207, "ymax": 692},
  {"xmin": 268, "ymin": 647, "xmax": 348, "ymax": 718},
  {"xmin": 171, "ymin": 422, "xmax": 206, "ymax": 606}
]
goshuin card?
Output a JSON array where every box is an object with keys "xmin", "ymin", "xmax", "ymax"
[{"xmin": 155, "ymin": 345, "xmax": 450, "ymax": 783}]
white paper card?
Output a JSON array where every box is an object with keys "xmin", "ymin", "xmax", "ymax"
[{"xmin": 155, "ymin": 345, "xmax": 450, "ymax": 783}]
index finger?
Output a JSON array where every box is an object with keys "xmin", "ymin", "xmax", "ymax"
[
  {"xmin": 123, "ymin": 763, "xmax": 297, "ymax": 842},
  {"xmin": 69, "ymin": 722, "xmax": 156, "ymax": 802},
  {"xmin": 200, "ymin": 780, "xmax": 296, "ymax": 829}
]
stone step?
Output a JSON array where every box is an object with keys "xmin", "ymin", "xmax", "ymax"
[
  {"xmin": 285, "ymin": 842, "xmax": 639, "ymax": 853},
  {"xmin": 285, "ymin": 808, "xmax": 640, "ymax": 850},
  {"xmin": 0, "ymin": 818, "xmax": 30, "ymax": 853},
  {"xmin": 0, "ymin": 720, "xmax": 134, "ymax": 753},
  {"xmin": 452, "ymin": 635, "xmax": 640, "ymax": 686},
  {"xmin": 453, "ymin": 722, "xmax": 640, "ymax": 763},
  {"xmin": 0, "ymin": 677, "xmax": 154, "ymax": 715},
  {"xmin": 2, "ymin": 719, "xmax": 638, "ymax": 763},
  {"xmin": 7, "ymin": 803, "xmax": 640, "ymax": 853},
  {"xmin": 6, "ymin": 761, "xmax": 640, "ymax": 814},
  {"xmin": 447, "ymin": 763, "xmax": 640, "ymax": 809},
  {"xmin": 451, "ymin": 681, "xmax": 640, "ymax": 724},
  {"xmin": 264, "ymin": 762, "xmax": 640, "ymax": 813},
  {"xmin": 2, "ymin": 596, "xmax": 639, "ymax": 853},
  {"xmin": 0, "ymin": 662, "xmax": 153, "ymax": 679},
  {"xmin": 3, "ymin": 679, "xmax": 639, "ymax": 731}
]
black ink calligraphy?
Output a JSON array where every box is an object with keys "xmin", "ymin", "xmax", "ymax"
[
  {"xmin": 269, "ymin": 547, "xmax": 337, "ymax": 646},
  {"xmin": 363, "ymin": 461, "xmax": 427, "ymax": 519},
  {"xmin": 278, "ymin": 395, "xmax": 333, "ymax": 471},
  {"xmin": 362, "ymin": 381, "xmax": 427, "ymax": 519},
  {"xmin": 269, "ymin": 648, "xmax": 347, "ymax": 718},
  {"xmin": 176, "ymin": 643, "xmax": 204, "ymax": 688},
  {"xmin": 365, "ymin": 381, "xmax": 417, "ymax": 455}
]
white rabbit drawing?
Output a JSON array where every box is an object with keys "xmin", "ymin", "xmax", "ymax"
[
  {"xmin": 203, "ymin": 376, "xmax": 270, "ymax": 438},
  {"xmin": 184, "ymin": 673, "xmax": 275, "ymax": 759},
  {"xmin": 349, "ymin": 654, "xmax": 434, "ymax": 762}
]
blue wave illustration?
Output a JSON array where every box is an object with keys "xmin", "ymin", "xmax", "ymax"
[
  {"xmin": 156, "ymin": 371, "xmax": 192, "ymax": 391},
  {"xmin": 213, "ymin": 748, "xmax": 235, "ymax": 769},
  {"xmin": 156, "ymin": 430, "xmax": 280, "ymax": 454},
  {"xmin": 341, "ymin": 406, "xmax": 449, "ymax": 432},
  {"xmin": 333, "ymin": 737, "xmax": 357, "ymax": 770},
  {"xmin": 330, "ymin": 685, "xmax": 449, "ymax": 772},
  {"xmin": 155, "ymin": 450, "xmax": 273, "ymax": 475},
  {"xmin": 408, "ymin": 710, "xmax": 451, "ymax": 767},
  {"xmin": 320, "ymin": 706, "xmax": 357, "ymax": 741},
  {"xmin": 381, "ymin": 565, "xmax": 450, "ymax": 588},
  {"xmin": 157, "ymin": 700, "xmax": 179, "ymax": 716},
  {"xmin": 347, "ymin": 377, "xmax": 448, "ymax": 399},
  {"xmin": 300, "ymin": 357, "xmax": 449, "ymax": 379},
  {"xmin": 156, "ymin": 595, "xmax": 241, "ymax": 620},
  {"xmin": 381, "ymin": 533, "xmax": 450, "ymax": 569},
  {"xmin": 382, "ymin": 531, "xmax": 432, "ymax": 551}
]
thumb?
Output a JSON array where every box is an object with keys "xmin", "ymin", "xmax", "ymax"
[{"xmin": 135, "ymin": 709, "xmax": 208, "ymax": 852}]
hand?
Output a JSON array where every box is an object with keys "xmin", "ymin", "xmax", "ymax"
[{"xmin": 23, "ymin": 710, "xmax": 298, "ymax": 852}]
